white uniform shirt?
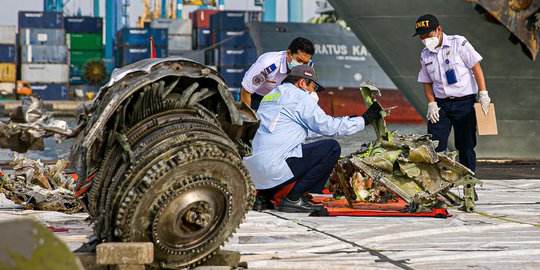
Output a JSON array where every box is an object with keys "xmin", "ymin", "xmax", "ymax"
[
  {"xmin": 241, "ymin": 50, "xmax": 288, "ymax": 96},
  {"xmin": 417, "ymin": 33, "xmax": 483, "ymax": 98},
  {"xmin": 243, "ymin": 83, "xmax": 365, "ymax": 190}
]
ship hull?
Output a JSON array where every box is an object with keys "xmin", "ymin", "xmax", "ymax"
[{"xmin": 329, "ymin": 0, "xmax": 540, "ymax": 159}]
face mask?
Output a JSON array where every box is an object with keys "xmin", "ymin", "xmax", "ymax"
[
  {"xmin": 422, "ymin": 31, "xmax": 439, "ymax": 51},
  {"xmin": 287, "ymin": 59, "xmax": 300, "ymax": 70},
  {"xmin": 309, "ymin": 91, "xmax": 319, "ymax": 103}
]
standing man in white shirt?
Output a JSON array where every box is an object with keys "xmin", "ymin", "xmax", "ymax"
[
  {"xmin": 240, "ymin": 37, "xmax": 316, "ymax": 110},
  {"xmin": 415, "ymin": 14, "xmax": 492, "ymax": 173}
]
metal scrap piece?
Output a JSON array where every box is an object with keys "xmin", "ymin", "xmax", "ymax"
[
  {"xmin": 329, "ymin": 82, "xmax": 482, "ymax": 212},
  {"xmin": 472, "ymin": 0, "xmax": 540, "ymax": 60}
]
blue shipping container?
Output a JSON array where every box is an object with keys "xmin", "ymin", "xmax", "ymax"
[
  {"xmin": 21, "ymin": 45, "xmax": 67, "ymax": 63},
  {"xmin": 69, "ymin": 75, "xmax": 85, "ymax": 85},
  {"xmin": 213, "ymin": 30, "xmax": 254, "ymax": 48},
  {"xmin": 20, "ymin": 28, "xmax": 65, "ymax": 45},
  {"xmin": 30, "ymin": 83, "xmax": 69, "ymax": 100},
  {"xmin": 210, "ymin": 11, "xmax": 261, "ymax": 32},
  {"xmin": 196, "ymin": 28, "xmax": 211, "ymax": 49},
  {"xmin": 0, "ymin": 45, "xmax": 16, "ymax": 63},
  {"xmin": 64, "ymin": 17, "xmax": 103, "ymax": 34},
  {"xmin": 19, "ymin": 11, "xmax": 63, "ymax": 29},
  {"xmin": 218, "ymin": 47, "xmax": 257, "ymax": 66},
  {"xmin": 205, "ymin": 49, "xmax": 216, "ymax": 65},
  {"xmin": 217, "ymin": 66, "xmax": 250, "ymax": 88},
  {"xmin": 117, "ymin": 46, "xmax": 168, "ymax": 66},
  {"xmin": 117, "ymin": 28, "xmax": 168, "ymax": 46}
]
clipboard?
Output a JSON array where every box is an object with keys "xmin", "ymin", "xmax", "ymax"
[{"xmin": 474, "ymin": 103, "xmax": 498, "ymax": 135}]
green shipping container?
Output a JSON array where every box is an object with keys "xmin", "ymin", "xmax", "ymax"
[
  {"xmin": 70, "ymin": 50, "xmax": 103, "ymax": 67},
  {"xmin": 66, "ymin": 33, "xmax": 103, "ymax": 51}
]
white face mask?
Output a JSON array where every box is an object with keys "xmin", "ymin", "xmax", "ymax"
[
  {"xmin": 287, "ymin": 59, "xmax": 300, "ymax": 70},
  {"xmin": 309, "ymin": 91, "xmax": 319, "ymax": 103},
  {"xmin": 422, "ymin": 31, "xmax": 439, "ymax": 51}
]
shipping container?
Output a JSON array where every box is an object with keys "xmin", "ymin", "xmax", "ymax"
[
  {"xmin": 116, "ymin": 28, "xmax": 168, "ymax": 46},
  {"xmin": 0, "ymin": 25, "xmax": 16, "ymax": 44},
  {"xmin": 191, "ymin": 10, "xmax": 219, "ymax": 29},
  {"xmin": 195, "ymin": 28, "xmax": 211, "ymax": 49},
  {"xmin": 0, "ymin": 82, "xmax": 15, "ymax": 95},
  {"xmin": 69, "ymin": 75, "xmax": 85, "ymax": 85},
  {"xmin": 213, "ymin": 31, "xmax": 254, "ymax": 48},
  {"xmin": 0, "ymin": 44, "xmax": 16, "ymax": 63},
  {"xmin": 70, "ymin": 50, "xmax": 103, "ymax": 67},
  {"xmin": 66, "ymin": 33, "xmax": 103, "ymax": 50},
  {"xmin": 169, "ymin": 19, "xmax": 192, "ymax": 35},
  {"xmin": 116, "ymin": 46, "xmax": 167, "ymax": 66},
  {"xmin": 0, "ymin": 63, "xmax": 16, "ymax": 82},
  {"xmin": 21, "ymin": 45, "xmax": 67, "ymax": 63},
  {"xmin": 20, "ymin": 28, "xmax": 65, "ymax": 45},
  {"xmin": 210, "ymin": 11, "xmax": 261, "ymax": 32},
  {"xmin": 205, "ymin": 49, "xmax": 216, "ymax": 65},
  {"xmin": 217, "ymin": 66, "xmax": 250, "ymax": 88},
  {"xmin": 168, "ymin": 35, "xmax": 192, "ymax": 51},
  {"xmin": 21, "ymin": 63, "xmax": 69, "ymax": 83},
  {"xmin": 19, "ymin": 11, "xmax": 63, "ymax": 29},
  {"xmin": 167, "ymin": 50, "xmax": 205, "ymax": 64},
  {"xmin": 217, "ymin": 47, "xmax": 257, "ymax": 66},
  {"xmin": 64, "ymin": 16, "xmax": 103, "ymax": 33},
  {"xmin": 30, "ymin": 83, "xmax": 69, "ymax": 100},
  {"xmin": 150, "ymin": 19, "xmax": 172, "ymax": 29},
  {"xmin": 150, "ymin": 19, "xmax": 192, "ymax": 34}
]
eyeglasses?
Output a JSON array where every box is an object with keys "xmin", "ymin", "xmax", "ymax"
[{"xmin": 306, "ymin": 80, "xmax": 318, "ymax": 91}]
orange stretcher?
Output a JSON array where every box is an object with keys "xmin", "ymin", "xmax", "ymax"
[{"xmin": 311, "ymin": 195, "xmax": 452, "ymax": 218}]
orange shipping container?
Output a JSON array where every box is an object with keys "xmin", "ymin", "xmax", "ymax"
[{"xmin": 0, "ymin": 63, "xmax": 16, "ymax": 82}]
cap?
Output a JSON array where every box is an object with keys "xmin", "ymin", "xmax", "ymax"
[
  {"xmin": 287, "ymin": 65, "xmax": 326, "ymax": 92},
  {"xmin": 413, "ymin": 14, "xmax": 439, "ymax": 37}
]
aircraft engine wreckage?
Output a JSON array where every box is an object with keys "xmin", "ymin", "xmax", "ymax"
[
  {"xmin": 329, "ymin": 82, "xmax": 482, "ymax": 213},
  {"xmin": 66, "ymin": 58, "xmax": 259, "ymax": 268}
]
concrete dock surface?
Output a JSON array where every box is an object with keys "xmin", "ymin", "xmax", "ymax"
[{"xmin": 1, "ymin": 178, "xmax": 539, "ymax": 269}]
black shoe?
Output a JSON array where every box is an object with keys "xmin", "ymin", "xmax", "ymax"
[
  {"xmin": 252, "ymin": 195, "xmax": 275, "ymax": 211},
  {"xmin": 279, "ymin": 196, "xmax": 324, "ymax": 213}
]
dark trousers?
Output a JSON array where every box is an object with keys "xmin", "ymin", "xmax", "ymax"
[
  {"xmin": 258, "ymin": 139, "xmax": 341, "ymax": 196},
  {"xmin": 428, "ymin": 96, "xmax": 477, "ymax": 172},
  {"xmin": 250, "ymin": 93, "xmax": 264, "ymax": 110},
  {"xmin": 286, "ymin": 139, "xmax": 341, "ymax": 193}
]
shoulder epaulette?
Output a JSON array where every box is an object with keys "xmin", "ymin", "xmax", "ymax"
[{"xmin": 263, "ymin": 63, "xmax": 277, "ymax": 75}]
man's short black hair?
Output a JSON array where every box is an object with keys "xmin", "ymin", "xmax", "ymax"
[{"xmin": 288, "ymin": 37, "xmax": 315, "ymax": 55}]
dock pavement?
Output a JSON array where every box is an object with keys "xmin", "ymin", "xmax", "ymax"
[{"xmin": 0, "ymin": 178, "xmax": 539, "ymax": 269}]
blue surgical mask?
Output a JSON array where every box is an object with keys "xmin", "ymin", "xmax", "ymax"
[{"xmin": 287, "ymin": 59, "xmax": 300, "ymax": 70}]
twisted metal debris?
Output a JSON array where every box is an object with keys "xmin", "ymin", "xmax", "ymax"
[
  {"xmin": 330, "ymin": 82, "xmax": 482, "ymax": 213},
  {"xmin": 0, "ymin": 154, "xmax": 79, "ymax": 213},
  {"xmin": 0, "ymin": 94, "xmax": 74, "ymax": 153}
]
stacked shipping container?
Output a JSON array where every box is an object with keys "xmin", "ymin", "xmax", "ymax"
[
  {"xmin": 115, "ymin": 28, "xmax": 168, "ymax": 66},
  {"xmin": 151, "ymin": 19, "xmax": 193, "ymax": 53},
  {"xmin": 208, "ymin": 11, "xmax": 261, "ymax": 101},
  {"xmin": 18, "ymin": 11, "xmax": 68, "ymax": 100},
  {"xmin": 191, "ymin": 10, "xmax": 218, "ymax": 51},
  {"xmin": 0, "ymin": 25, "xmax": 17, "ymax": 98},
  {"xmin": 64, "ymin": 16, "xmax": 104, "ymax": 99}
]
